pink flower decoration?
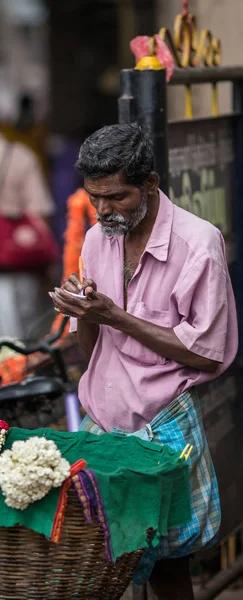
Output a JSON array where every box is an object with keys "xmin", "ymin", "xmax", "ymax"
[
  {"xmin": 0, "ymin": 420, "xmax": 9, "ymax": 431},
  {"xmin": 130, "ymin": 36, "xmax": 150, "ymax": 64},
  {"xmin": 130, "ymin": 35, "xmax": 174, "ymax": 82},
  {"xmin": 154, "ymin": 35, "xmax": 174, "ymax": 82}
]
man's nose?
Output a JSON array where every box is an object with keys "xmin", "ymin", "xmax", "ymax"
[{"xmin": 96, "ymin": 198, "xmax": 113, "ymax": 216}]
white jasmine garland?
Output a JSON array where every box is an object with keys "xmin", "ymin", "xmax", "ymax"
[
  {"xmin": 0, "ymin": 437, "xmax": 70, "ymax": 510},
  {"xmin": 0, "ymin": 429, "xmax": 7, "ymax": 452}
]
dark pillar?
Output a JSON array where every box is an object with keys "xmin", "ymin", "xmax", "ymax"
[
  {"xmin": 134, "ymin": 68, "xmax": 168, "ymax": 195},
  {"xmin": 233, "ymin": 81, "xmax": 243, "ymax": 359},
  {"xmin": 118, "ymin": 68, "xmax": 169, "ymax": 196}
]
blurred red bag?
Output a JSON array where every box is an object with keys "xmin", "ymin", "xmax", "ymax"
[
  {"xmin": 0, "ymin": 214, "xmax": 58, "ymax": 271},
  {"xmin": 0, "ymin": 141, "xmax": 58, "ymax": 271}
]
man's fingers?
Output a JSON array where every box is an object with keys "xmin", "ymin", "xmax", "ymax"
[
  {"xmin": 63, "ymin": 275, "xmax": 97, "ymax": 294},
  {"xmin": 49, "ymin": 292, "xmax": 82, "ymax": 317},
  {"xmin": 62, "ymin": 279, "xmax": 79, "ymax": 293},
  {"xmin": 49, "ymin": 289, "xmax": 93, "ymax": 317},
  {"xmin": 82, "ymin": 279, "xmax": 97, "ymax": 292},
  {"xmin": 68, "ymin": 274, "xmax": 83, "ymax": 291},
  {"xmin": 85, "ymin": 286, "xmax": 94, "ymax": 298},
  {"xmin": 54, "ymin": 287, "xmax": 90, "ymax": 307}
]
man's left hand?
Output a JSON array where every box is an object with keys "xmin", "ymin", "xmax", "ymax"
[{"xmin": 50, "ymin": 287, "xmax": 119, "ymax": 326}]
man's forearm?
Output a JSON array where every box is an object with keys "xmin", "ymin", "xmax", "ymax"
[
  {"xmin": 77, "ymin": 320, "xmax": 99, "ymax": 361},
  {"xmin": 111, "ymin": 307, "xmax": 218, "ymax": 373}
]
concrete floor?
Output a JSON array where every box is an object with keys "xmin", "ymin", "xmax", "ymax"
[
  {"xmin": 215, "ymin": 593, "xmax": 243, "ymax": 599},
  {"xmin": 122, "ymin": 584, "xmax": 243, "ymax": 599},
  {"xmin": 193, "ymin": 586, "xmax": 243, "ymax": 599}
]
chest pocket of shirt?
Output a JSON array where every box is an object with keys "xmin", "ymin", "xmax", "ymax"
[{"xmin": 119, "ymin": 302, "xmax": 171, "ymax": 366}]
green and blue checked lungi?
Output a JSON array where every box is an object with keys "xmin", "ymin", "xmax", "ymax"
[{"xmin": 79, "ymin": 388, "xmax": 221, "ymax": 584}]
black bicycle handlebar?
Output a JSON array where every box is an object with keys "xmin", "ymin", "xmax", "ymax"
[{"xmin": 0, "ymin": 316, "xmax": 69, "ymax": 356}]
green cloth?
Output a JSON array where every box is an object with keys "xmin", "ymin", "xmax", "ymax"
[{"xmin": 0, "ymin": 427, "xmax": 191, "ymax": 560}]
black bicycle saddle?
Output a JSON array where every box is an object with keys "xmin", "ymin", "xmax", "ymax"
[{"xmin": 0, "ymin": 375, "xmax": 65, "ymax": 404}]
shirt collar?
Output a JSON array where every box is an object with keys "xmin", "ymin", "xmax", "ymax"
[{"xmin": 145, "ymin": 190, "xmax": 173, "ymax": 262}]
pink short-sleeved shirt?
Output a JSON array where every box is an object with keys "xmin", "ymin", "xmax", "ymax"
[{"xmin": 70, "ymin": 190, "xmax": 238, "ymax": 433}]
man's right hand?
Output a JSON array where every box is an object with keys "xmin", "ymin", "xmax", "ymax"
[
  {"xmin": 62, "ymin": 274, "xmax": 97, "ymax": 298},
  {"xmin": 57, "ymin": 274, "xmax": 99, "ymax": 361}
]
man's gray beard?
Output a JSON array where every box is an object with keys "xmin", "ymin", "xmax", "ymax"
[{"xmin": 95, "ymin": 190, "xmax": 148, "ymax": 237}]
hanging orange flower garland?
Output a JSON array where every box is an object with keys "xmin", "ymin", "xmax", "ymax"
[
  {"xmin": 63, "ymin": 188, "xmax": 96, "ymax": 279},
  {"xmin": 51, "ymin": 189, "xmax": 96, "ymax": 335}
]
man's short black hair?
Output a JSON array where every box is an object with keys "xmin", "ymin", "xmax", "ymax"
[{"xmin": 76, "ymin": 123, "xmax": 154, "ymax": 187}]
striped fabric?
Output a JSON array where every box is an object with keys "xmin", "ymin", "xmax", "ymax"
[{"xmin": 79, "ymin": 388, "xmax": 221, "ymax": 584}]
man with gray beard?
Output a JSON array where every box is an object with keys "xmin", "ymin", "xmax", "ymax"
[
  {"xmin": 50, "ymin": 124, "xmax": 238, "ymax": 599},
  {"xmin": 95, "ymin": 185, "xmax": 148, "ymax": 237}
]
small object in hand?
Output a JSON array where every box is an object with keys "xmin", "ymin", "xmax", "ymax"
[
  {"xmin": 54, "ymin": 288, "xmax": 87, "ymax": 300},
  {"xmin": 79, "ymin": 256, "xmax": 84, "ymax": 283},
  {"xmin": 64, "ymin": 289, "xmax": 87, "ymax": 299}
]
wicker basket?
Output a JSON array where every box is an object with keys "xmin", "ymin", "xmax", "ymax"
[{"xmin": 0, "ymin": 487, "xmax": 144, "ymax": 600}]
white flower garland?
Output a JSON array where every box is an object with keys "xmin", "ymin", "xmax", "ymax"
[
  {"xmin": 0, "ymin": 428, "xmax": 7, "ymax": 452},
  {"xmin": 0, "ymin": 437, "xmax": 70, "ymax": 510}
]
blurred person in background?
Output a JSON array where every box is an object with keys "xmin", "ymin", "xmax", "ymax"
[
  {"xmin": 15, "ymin": 93, "xmax": 35, "ymax": 132},
  {"xmin": 3, "ymin": 91, "xmax": 48, "ymax": 175},
  {"xmin": 0, "ymin": 131, "xmax": 56, "ymax": 340}
]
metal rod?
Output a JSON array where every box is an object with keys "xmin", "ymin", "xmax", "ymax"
[
  {"xmin": 194, "ymin": 553, "xmax": 243, "ymax": 600},
  {"xmin": 64, "ymin": 392, "xmax": 82, "ymax": 432},
  {"xmin": 170, "ymin": 66, "xmax": 243, "ymax": 86},
  {"xmin": 118, "ymin": 69, "xmax": 136, "ymax": 124}
]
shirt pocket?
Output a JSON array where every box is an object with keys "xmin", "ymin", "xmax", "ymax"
[{"xmin": 119, "ymin": 302, "xmax": 171, "ymax": 366}]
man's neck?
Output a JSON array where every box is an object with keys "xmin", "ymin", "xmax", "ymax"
[{"xmin": 126, "ymin": 190, "xmax": 159, "ymax": 246}]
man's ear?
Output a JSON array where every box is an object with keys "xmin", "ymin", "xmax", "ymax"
[{"xmin": 147, "ymin": 172, "xmax": 159, "ymax": 195}]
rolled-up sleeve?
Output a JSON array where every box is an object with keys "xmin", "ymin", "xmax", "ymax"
[{"xmin": 173, "ymin": 255, "xmax": 228, "ymax": 363}]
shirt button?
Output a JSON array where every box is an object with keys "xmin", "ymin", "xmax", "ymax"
[{"xmin": 107, "ymin": 382, "xmax": 112, "ymax": 388}]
